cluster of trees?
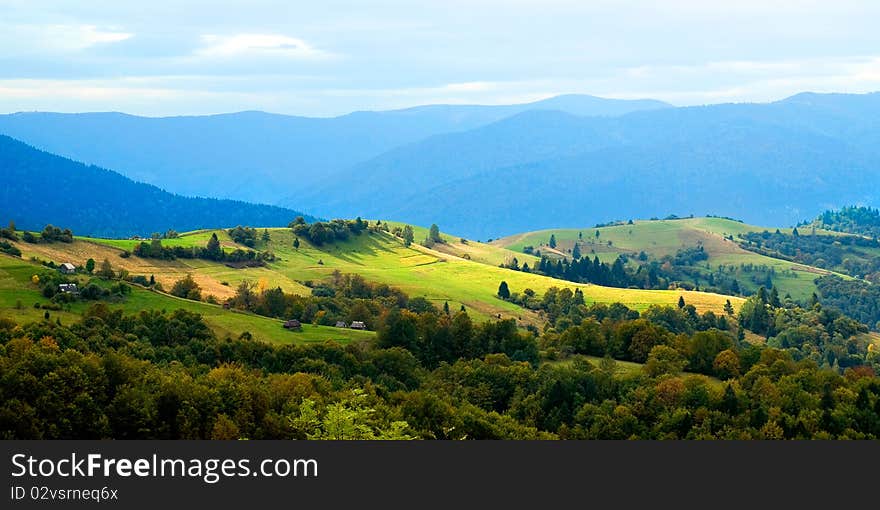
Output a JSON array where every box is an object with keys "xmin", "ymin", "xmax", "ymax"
[
  {"xmin": 289, "ymin": 217, "xmax": 368, "ymax": 246},
  {"xmin": 132, "ymin": 233, "xmax": 275, "ymax": 267},
  {"xmin": 504, "ymin": 285, "xmax": 734, "ymax": 335},
  {"xmin": 738, "ymin": 286, "xmax": 871, "ymax": 369},
  {"xmin": 738, "ymin": 230, "xmax": 880, "ymax": 279},
  {"xmin": 4, "ymin": 300, "xmax": 880, "ymax": 440},
  {"xmin": 422, "ymin": 224, "xmax": 444, "ymax": 248},
  {"xmin": 815, "ymin": 276, "xmax": 880, "ymax": 331},
  {"xmin": 0, "ymin": 240, "xmax": 20, "ymax": 257},
  {"xmin": 809, "ymin": 206, "xmax": 880, "ymax": 238},
  {"xmin": 505, "ymin": 251, "xmax": 708, "ymax": 291},
  {"xmin": 228, "ymin": 226, "xmax": 269, "ymax": 247},
  {"xmin": 170, "ymin": 274, "xmax": 202, "ymax": 301},
  {"xmin": 0, "ymin": 220, "xmax": 17, "ymax": 242},
  {"xmin": 223, "ymin": 272, "xmax": 418, "ymax": 329},
  {"xmin": 17, "ymin": 224, "xmax": 75, "ymax": 244}
]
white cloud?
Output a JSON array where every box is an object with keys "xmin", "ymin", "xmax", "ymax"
[
  {"xmin": 0, "ymin": 24, "xmax": 133, "ymax": 55},
  {"xmin": 196, "ymin": 33, "xmax": 331, "ymax": 59}
]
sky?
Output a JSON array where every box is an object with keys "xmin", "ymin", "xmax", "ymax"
[{"xmin": 2, "ymin": 0, "xmax": 880, "ymax": 117}]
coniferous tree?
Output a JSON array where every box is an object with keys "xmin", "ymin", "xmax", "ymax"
[
  {"xmin": 205, "ymin": 233, "xmax": 224, "ymax": 261},
  {"xmin": 549, "ymin": 234, "xmax": 557, "ymax": 248},
  {"xmin": 497, "ymin": 281, "xmax": 511, "ymax": 300}
]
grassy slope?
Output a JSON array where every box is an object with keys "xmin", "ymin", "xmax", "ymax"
[
  {"xmin": 0, "ymin": 254, "xmax": 375, "ymax": 345},
  {"xmin": 493, "ymin": 217, "xmax": 850, "ymax": 300},
  {"xmin": 12, "ymin": 226, "xmax": 741, "ymax": 327}
]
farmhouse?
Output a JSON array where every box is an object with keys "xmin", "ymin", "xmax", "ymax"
[
  {"xmin": 283, "ymin": 319, "xmax": 302, "ymax": 330},
  {"xmin": 59, "ymin": 263, "xmax": 76, "ymax": 274},
  {"xmin": 58, "ymin": 283, "xmax": 78, "ymax": 294},
  {"xmin": 350, "ymin": 321, "xmax": 367, "ymax": 330},
  {"xmin": 335, "ymin": 321, "xmax": 348, "ymax": 328}
]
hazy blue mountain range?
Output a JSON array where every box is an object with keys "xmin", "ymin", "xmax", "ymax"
[
  {"xmin": 0, "ymin": 136, "xmax": 314, "ymax": 238},
  {"xmin": 0, "ymin": 95, "xmax": 669, "ymax": 205},
  {"xmin": 3, "ymin": 92, "xmax": 880, "ymax": 239},
  {"xmin": 303, "ymin": 92, "xmax": 880, "ymax": 238}
]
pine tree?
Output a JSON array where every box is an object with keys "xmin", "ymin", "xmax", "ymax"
[
  {"xmin": 572, "ymin": 243, "xmax": 581, "ymax": 260},
  {"xmin": 677, "ymin": 295, "xmax": 685, "ymax": 309},
  {"xmin": 769, "ymin": 287, "xmax": 781, "ymax": 308},
  {"xmin": 205, "ymin": 233, "xmax": 223, "ymax": 261},
  {"xmin": 724, "ymin": 299, "xmax": 735, "ymax": 316},
  {"xmin": 293, "ymin": 237, "xmax": 300, "ymax": 249},
  {"xmin": 443, "ymin": 301, "xmax": 450, "ymax": 315},
  {"xmin": 497, "ymin": 281, "xmax": 510, "ymax": 300},
  {"xmin": 262, "ymin": 229, "xmax": 270, "ymax": 243},
  {"xmin": 403, "ymin": 225, "xmax": 414, "ymax": 247},
  {"xmin": 549, "ymin": 234, "xmax": 557, "ymax": 249}
]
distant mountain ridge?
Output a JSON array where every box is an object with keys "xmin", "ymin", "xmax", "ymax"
[
  {"xmin": 0, "ymin": 94, "xmax": 670, "ymax": 205},
  {"xmin": 300, "ymin": 92, "xmax": 880, "ymax": 238},
  {"xmin": 4, "ymin": 91, "xmax": 880, "ymax": 239},
  {"xmin": 0, "ymin": 135, "xmax": 314, "ymax": 237}
]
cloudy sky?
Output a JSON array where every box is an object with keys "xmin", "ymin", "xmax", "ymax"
[{"xmin": 2, "ymin": 0, "xmax": 880, "ymax": 116}]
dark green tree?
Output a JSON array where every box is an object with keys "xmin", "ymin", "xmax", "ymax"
[
  {"xmin": 723, "ymin": 299, "xmax": 735, "ymax": 316},
  {"xmin": 403, "ymin": 225, "xmax": 415, "ymax": 247},
  {"xmin": 549, "ymin": 234, "xmax": 557, "ymax": 248},
  {"xmin": 497, "ymin": 281, "xmax": 511, "ymax": 300},
  {"xmin": 85, "ymin": 258, "xmax": 95, "ymax": 274},
  {"xmin": 429, "ymin": 224, "xmax": 442, "ymax": 243},
  {"xmin": 677, "ymin": 295, "xmax": 686, "ymax": 309},
  {"xmin": 293, "ymin": 237, "xmax": 300, "ymax": 250},
  {"xmin": 205, "ymin": 233, "xmax": 224, "ymax": 261}
]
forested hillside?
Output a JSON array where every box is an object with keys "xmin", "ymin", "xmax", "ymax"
[{"xmin": 0, "ymin": 136, "xmax": 314, "ymax": 237}]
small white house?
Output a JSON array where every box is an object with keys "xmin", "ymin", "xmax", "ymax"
[{"xmin": 59, "ymin": 263, "xmax": 76, "ymax": 274}]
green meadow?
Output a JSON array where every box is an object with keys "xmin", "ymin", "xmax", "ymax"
[
  {"xmin": 9, "ymin": 222, "xmax": 743, "ymax": 331},
  {"xmin": 0, "ymin": 255, "xmax": 374, "ymax": 345},
  {"xmin": 493, "ymin": 217, "xmax": 850, "ymax": 300}
]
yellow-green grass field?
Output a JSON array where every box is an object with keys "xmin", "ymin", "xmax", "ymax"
[
  {"xmin": 493, "ymin": 217, "xmax": 851, "ymax": 300},
  {"xmin": 0, "ymin": 254, "xmax": 375, "ymax": 345},
  {"xmin": 9, "ymin": 224, "xmax": 743, "ymax": 326}
]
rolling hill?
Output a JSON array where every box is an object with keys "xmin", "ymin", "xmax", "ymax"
[
  {"xmin": 493, "ymin": 217, "xmax": 851, "ymax": 301},
  {"xmin": 0, "ymin": 95, "xmax": 669, "ymax": 205},
  {"xmin": 0, "ymin": 135, "xmax": 314, "ymax": 237},
  {"xmin": 1, "ymin": 222, "xmax": 742, "ymax": 336}
]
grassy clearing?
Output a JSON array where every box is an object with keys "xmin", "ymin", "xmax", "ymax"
[
  {"xmin": 492, "ymin": 217, "xmax": 848, "ymax": 301},
  {"xmin": 545, "ymin": 355, "xmax": 724, "ymax": 388}
]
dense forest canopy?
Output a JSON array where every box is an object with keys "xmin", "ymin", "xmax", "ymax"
[
  {"xmin": 808, "ymin": 206, "xmax": 880, "ymax": 238},
  {"xmin": 2, "ymin": 270, "xmax": 880, "ymax": 439}
]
